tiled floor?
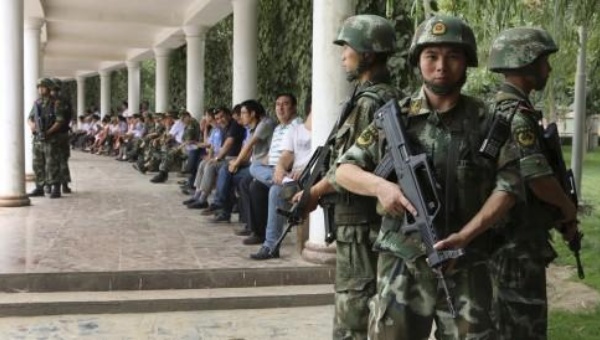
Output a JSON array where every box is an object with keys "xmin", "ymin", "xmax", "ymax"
[{"xmin": 0, "ymin": 152, "xmax": 317, "ymax": 274}]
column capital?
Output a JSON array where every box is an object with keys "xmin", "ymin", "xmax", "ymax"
[
  {"xmin": 76, "ymin": 75, "xmax": 86, "ymax": 83},
  {"xmin": 99, "ymin": 70, "xmax": 111, "ymax": 78},
  {"xmin": 24, "ymin": 17, "xmax": 44, "ymax": 30},
  {"xmin": 183, "ymin": 25, "xmax": 209, "ymax": 38},
  {"xmin": 153, "ymin": 47, "xmax": 172, "ymax": 58},
  {"xmin": 126, "ymin": 60, "xmax": 140, "ymax": 69}
]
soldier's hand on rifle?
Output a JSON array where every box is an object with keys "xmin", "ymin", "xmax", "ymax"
[
  {"xmin": 375, "ymin": 180, "xmax": 417, "ymax": 217},
  {"xmin": 434, "ymin": 232, "xmax": 468, "ymax": 251},
  {"xmin": 291, "ymin": 188, "xmax": 320, "ymax": 216}
]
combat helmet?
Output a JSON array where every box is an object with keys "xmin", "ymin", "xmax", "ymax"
[
  {"xmin": 37, "ymin": 78, "xmax": 54, "ymax": 88},
  {"xmin": 409, "ymin": 15, "xmax": 478, "ymax": 67},
  {"xmin": 334, "ymin": 14, "xmax": 396, "ymax": 53},
  {"xmin": 488, "ymin": 27, "xmax": 558, "ymax": 72}
]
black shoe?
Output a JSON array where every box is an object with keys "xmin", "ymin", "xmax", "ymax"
[
  {"xmin": 150, "ymin": 171, "xmax": 168, "ymax": 183},
  {"xmin": 234, "ymin": 228, "xmax": 252, "ymax": 236},
  {"xmin": 211, "ymin": 213, "xmax": 230, "ymax": 223},
  {"xmin": 182, "ymin": 198, "xmax": 197, "ymax": 205},
  {"xmin": 27, "ymin": 186, "xmax": 45, "ymax": 197},
  {"xmin": 200, "ymin": 204, "xmax": 220, "ymax": 216},
  {"xmin": 132, "ymin": 163, "xmax": 146, "ymax": 174},
  {"xmin": 49, "ymin": 184, "xmax": 61, "ymax": 199},
  {"xmin": 250, "ymin": 246, "xmax": 279, "ymax": 260},
  {"xmin": 187, "ymin": 200, "xmax": 208, "ymax": 209},
  {"xmin": 62, "ymin": 183, "xmax": 72, "ymax": 194},
  {"xmin": 243, "ymin": 234, "xmax": 263, "ymax": 245}
]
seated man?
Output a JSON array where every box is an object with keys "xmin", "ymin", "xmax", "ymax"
[
  {"xmin": 187, "ymin": 107, "xmax": 245, "ymax": 208},
  {"xmin": 250, "ymin": 109, "xmax": 312, "ymax": 259},
  {"xmin": 237, "ymin": 93, "xmax": 302, "ymax": 242},
  {"xmin": 151, "ymin": 110, "xmax": 200, "ymax": 183},
  {"xmin": 204, "ymin": 100, "xmax": 275, "ymax": 223}
]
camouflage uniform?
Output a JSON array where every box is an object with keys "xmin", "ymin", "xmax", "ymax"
[
  {"xmin": 488, "ymin": 27, "xmax": 560, "ymax": 340},
  {"xmin": 337, "ymin": 16, "xmax": 521, "ymax": 340},
  {"xmin": 29, "ymin": 78, "xmax": 68, "ymax": 197},
  {"xmin": 329, "ymin": 15, "xmax": 401, "ymax": 340},
  {"xmin": 149, "ymin": 114, "xmax": 201, "ymax": 182},
  {"xmin": 52, "ymin": 78, "xmax": 74, "ymax": 192}
]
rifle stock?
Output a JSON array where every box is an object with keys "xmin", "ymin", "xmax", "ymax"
[{"xmin": 374, "ymin": 99, "xmax": 463, "ymax": 317}]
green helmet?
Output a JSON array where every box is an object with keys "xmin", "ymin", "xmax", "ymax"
[
  {"xmin": 409, "ymin": 15, "xmax": 478, "ymax": 67},
  {"xmin": 488, "ymin": 27, "xmax": 558, "ymax": 72},
  {"xmin": 333, "ymin": 14, "xmax": 396, "ymax": 53},
  {"xmin": 37, "ymin": 77, "xmax": 54, "ymax": 89},
  {"xmin": 51, "ymin": 78, "xmax": 62, "ymax": 91}
]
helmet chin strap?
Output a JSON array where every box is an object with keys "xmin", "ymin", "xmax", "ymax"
[{"xmin": 422, "ymin": 72, "xmax": 467, "ymax": 95}]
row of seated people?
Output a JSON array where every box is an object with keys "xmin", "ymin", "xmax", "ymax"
[{"xmin": 177, "ymin": 94, "xmax": 313, "ymax": 260}]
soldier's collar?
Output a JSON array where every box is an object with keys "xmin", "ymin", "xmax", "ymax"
[{"xmin": 407, "ymin": 87, "xmax": 434, "ymax": 116}]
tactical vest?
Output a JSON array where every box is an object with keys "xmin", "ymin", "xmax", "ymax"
[
  {"xmin": 374, "ymin": 95, "xmax": 497, "ymax": 262},
  {"xmin": 36, "ymin": 98, "xmax": 58, "ymax": 134},
  {"xmin": 332, "ymin": 83, "xmax": 400, "ymax": 225},
  {"xmin": 493, "ymin": 93, "xmax": 558, "ymax": 252}
]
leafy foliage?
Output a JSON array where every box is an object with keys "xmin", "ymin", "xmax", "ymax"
[{"xmin": 204, "ymin": 16, "xmax": 233, "ymax": 110}]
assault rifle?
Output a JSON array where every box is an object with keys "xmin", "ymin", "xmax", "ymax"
[
  {"xmin": 544, "ymin": 122, "xmax": 585, "ymax": 279},
  {"xmin": 373, "ymin": 100, "xmax": 464, "ymax": 318},
  {"xmin": 271, "ymin": 90, "xmax": 359, "ymax": 255},
  {"xmin": 33, "ymin": 103, "xmax": 46, "ymax": 141}
]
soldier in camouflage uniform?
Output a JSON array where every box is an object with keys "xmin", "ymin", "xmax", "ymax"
[
  {"xmin": 150, "ymin": 110, "xmax": 200, "ymax": 183},
  {"xmin": 50, "ymin": 78, "xmax": 73, "ymax": 194},
  {"xmin": 27, "ymin": 78, "xmax": 69, "ymax": 199},
  {"xmin": 335, "ymin": 16, "xmax": 521, "ymax": 339},
  {"xmin": 134, "ymin": 112, "xmax": 169, "ymax": 174},
  {"xmin": 295, "ymin": 14, "xmax": 401, "ymax": 340},
  {"xmin": 487, "ymin": 27, "xmax": 580, "ymax": 340}
]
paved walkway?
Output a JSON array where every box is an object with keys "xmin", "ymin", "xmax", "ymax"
[
  {"xmin": 0, "ymin": 152, "xmax": 316, "ymax": 274},
  {"xmin": 0, "ymin": 306, "xmax": 334, "ymax": 340}
]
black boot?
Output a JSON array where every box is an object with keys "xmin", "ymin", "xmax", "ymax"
[
  {"xmin": 27, "ymin": 186, "xmax": 45, "ymax": 197},
  {"xmin": 49, "ymin": 184, "xmax": 61, "ymax": 199},
  {"xmin": 62, "ymin": 183, "xmax": 72, "ymax": 194},
  {"xmin": 150, "ymin": 171, "xmax": 168, "ymax": 183}
]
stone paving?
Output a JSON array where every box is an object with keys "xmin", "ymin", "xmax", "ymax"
[
  {"xmin": 0, "ymin": 152, "xmax": 316, "ymax": 274},
  {"xmin": 0, "ymin": 306, "xmax": 334, "ymax": 340}
]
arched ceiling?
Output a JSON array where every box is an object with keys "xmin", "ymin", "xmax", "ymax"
[{"xmin": 25, "ymin": 0, "xmax": 232, "ymax": 79}]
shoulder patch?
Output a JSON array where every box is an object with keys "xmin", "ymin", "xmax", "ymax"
[
  {"xmin": 515, "ymin": 126, "xmax": 536, "ymax": 147},
  {"xmin": 409, "ymin": 99, "xmax": 422, "ymax": 115},
  {"xmin": 356, "ymin": 125, "xmax": 378, "ymax": 149}
]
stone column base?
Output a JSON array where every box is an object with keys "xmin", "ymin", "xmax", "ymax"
[
  {"xmin": 302, "ymin": 240, "xmax": 336, "ymax": 265},
  {"xmin": 0, "ymin": 195, "xmax": 30, "ymax": 207}
]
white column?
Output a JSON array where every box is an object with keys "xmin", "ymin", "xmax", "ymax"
[
  {"xmin": 0, "ymin": 0, "xmax": 29, "ymax": 207},
  {"xmin": 23, "ymin": 18, "xmax": 44, "ymax": 181},
  {"xmin": 303, "ymin": 0, "xmax": 354, "ymax": 264},
  {"xmin": 99, "ymin": 70, "xmax": 111, "ymax": 119},
  {"xmin": 232, "ymin": 0, "xmax": 258, "ymax": 105},
  {"xmin": 154, "ymin": 48, "xmax": 171, "ymax": 113},
  {"xmin": 127, "ymin": 61, "xmax": 141, "ymax": 116},
  {"xmin": 184, "ymin": 26, "xmax": 207, "ymax": 119},
  {"xmin": 76, "ymin": 76, "xmax": 86, "ymax": 127}
]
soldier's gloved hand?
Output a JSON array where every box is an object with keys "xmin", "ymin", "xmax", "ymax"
[
  {"xmin": 374, "ymin": 180, "xmax": 417, "ymax": 217},
  {"xmin": 560, "ymin": 220, "xmax": 579, "ymax": 243}
]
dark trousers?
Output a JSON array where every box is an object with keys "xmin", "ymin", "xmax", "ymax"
[{"xmin": 238, "ymin": 176, "xmax": 268, "ymax": 239}]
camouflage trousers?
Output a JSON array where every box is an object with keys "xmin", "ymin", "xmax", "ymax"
[
  {"xmin": 333, "ymin": 224, "xmax": 379, "ymax": 340},
  {"xmin": 57, "ymin": 132, "xmax": 71, "ymax": 183},
  {"xmin": 490, "ymin": 247, "xmax": 548, "ymax": 340},
  {"xmin": 32, "ymin": 137, "xmax": 63, "ymax": 186},
  {"xmin": 368, "ymin": 252, "xmax": 496, "ymax": 340},
  {"xmin": 158, "ymin": 145, "xmax": 183, "ymax": 172}
]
